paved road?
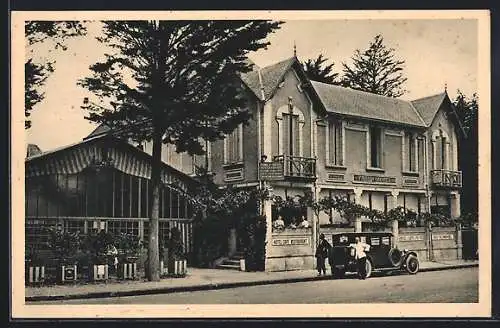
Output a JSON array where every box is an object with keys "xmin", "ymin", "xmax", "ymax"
[{"xmin": 32, "ymin": 267, "xmax": 478, "ymax": 304}]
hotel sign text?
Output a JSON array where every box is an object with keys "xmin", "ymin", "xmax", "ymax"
[
  {"xmin": 272, "ymin": 238, "xmax": 309, "ymax": 246},
  {"xmin": 353, "ymin": 174, "xmax": 396, "ymax": 185}
]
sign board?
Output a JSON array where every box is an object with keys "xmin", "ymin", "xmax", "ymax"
[
  {"xmin": 272, "ymin": 238, "xmax": 309, "ymax": 246},
  {"xmin": 399, "ymin": 234, "xmax": 425, "ymax": 242},
  {"xmin": 432, "ymin": 233, "xmax": 454, "ymax": 240},
  {"xmin": 259, "ymin": 162, "xmax": 284, "ymax": 180},
  {"xmin": 353, "ymin": 174, "xmax": 396, "ymax": 185}
]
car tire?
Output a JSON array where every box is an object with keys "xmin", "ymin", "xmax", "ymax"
[
  {"xmin": 404, "ymin": 255, "xmax": 419, "ymax": 274},
  {"xmin": 388, "ymin": 248, "xmax": 404, "ymax": 267},
  {"xmin": 365, "ymin": 259, "xmax": 373, "ymax": 278}
]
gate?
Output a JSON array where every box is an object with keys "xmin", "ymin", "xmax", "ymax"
[{"xmin": 461, "ymin": 228, "xmax": 478, "ymax": 260}]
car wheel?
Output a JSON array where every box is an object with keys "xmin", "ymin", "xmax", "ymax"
[
  {"xmin": 365, "ymin": 259, "xmax": 373, "ymax": 278},
  {"xmin": 405, "ymin": 255, "xmax": 419, "ymax": 274}
]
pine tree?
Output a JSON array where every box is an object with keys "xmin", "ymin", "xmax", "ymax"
[
  {"xmin": 302, "ymin": 54, "xmax": 340, "ymax": 85},
  {"xmin": 453, "ymin": 90, "xmax": 478, "ymax": 217},
  {"xmin": 24, "ymin": 21, "xmax": 87, "ymax": 129},
  {"xmin": 342, "ymin": 34, "xmax": 407, "ymax": 97},
  {"xmin": 78, "ymin": 20, "xmax": 281, "ymax": 281}
]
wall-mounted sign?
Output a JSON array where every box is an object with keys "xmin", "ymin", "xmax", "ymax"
[
  {"xmin": 403, "ymin": 178, "xmax": 419, "ymax": 185},
  {"xmin": 353, "ymin": 174, "xmax": 396, "ymax": 185},
  {"xmin": 272, "ymin": 238, "xmax": 309, "ymax": 246},
  {"xmin": 432, "ymin": 233, "xmax": 454, "ymax": 240},
  {"xmin": 327, "ymin": 173, "xmax": 345, "ymax": 182},
  {"xmin": 399, "ymin": 234, "xmax": 424, "ymax": 242},
  {"xmin": 224, "ymin": 168, "xmax": 244, "ymax": 182},
  {"xmin": 259, "ymin": 162, "xmax": 284, "ymax": 180}
]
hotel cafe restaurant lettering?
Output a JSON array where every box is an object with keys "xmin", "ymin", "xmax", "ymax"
[{"xmin": 25, "ymin": 57, "xmax": 466, "ymax": 272}]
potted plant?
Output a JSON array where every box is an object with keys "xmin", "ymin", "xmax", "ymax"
[
  {"xmin": 83, "ymin": 230, "xmax": 114, "ymax": 282},
  {"xmin": 46, "ymin": 226, "xmax": 81, "ymax": 283},
  {"xmin": 115, "ymin": 232, "xmax": 142, "ymax": 280},
  {"xmin": 25, "ymin": 244, "xmax": 45, "ymax": 285}
]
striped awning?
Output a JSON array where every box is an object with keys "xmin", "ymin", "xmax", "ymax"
[{"xmin": 25, "ymin": 136, "xmax": 196, "ymax": 191}]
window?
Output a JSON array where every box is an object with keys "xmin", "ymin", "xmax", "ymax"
[
  {"xmin": 64, "ymin": 220, "xmax": 85, "ymax": 234},
  {"xmin": 107, "ymin": 220, "xmax": 139, "ymax": 236},
  {"xmin": 327, "ymin": 120, "xmax": 343, "ymax": 166},
  {"xmin": 404, "ymin": 132, "xmax": 418, "ymax": 172},
  {"xmin": 224, "ymin": 124, "xmax": 243, "ymax": 164},
  {"xmin": 369, "ymin": 126, "xmax": 383, "ymax": 168},
  {"xmin": 193, "ymin": 138, "xmax": 211, "ymax": 174},
  {"xmin": 282, "ymin": 113, "xmax": 300, "ymax": 156}
]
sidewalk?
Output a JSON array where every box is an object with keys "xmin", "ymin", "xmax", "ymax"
[{"xmin": 25, "ymin": 259, "xmax": 478, "ymax": 302}]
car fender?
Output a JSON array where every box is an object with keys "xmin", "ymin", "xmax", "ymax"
[{"xmin": 401, "ymin": 251, "xmax": 418, "ymax": 267}]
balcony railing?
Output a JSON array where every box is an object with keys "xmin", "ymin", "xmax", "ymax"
[
  {"xmin": 259, "ymin": 155, "xmax": 316, "ymax": 180},
  {"xmin": 430, "ymin": 169, "xmax": 462, "ymax": 188}
]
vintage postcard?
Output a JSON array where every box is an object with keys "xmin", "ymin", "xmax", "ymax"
[{"xmin": 11, "ymin": 10, "xmax": 491, "ymax": 318}]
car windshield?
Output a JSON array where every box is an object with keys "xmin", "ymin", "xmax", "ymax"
[{"xmin": 331, "ymin": 233, "xmax": 392, "ymax": 246}]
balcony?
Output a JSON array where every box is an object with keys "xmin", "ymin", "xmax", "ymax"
[
  {"xmin": 430, "ymin": 169, "xmax": 462, "ymax": 189},
  {"xmin": 259, "ymin": 155, "xmax": 316, "ymax": 181}
]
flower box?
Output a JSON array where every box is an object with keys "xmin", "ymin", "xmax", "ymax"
[
  {"xmin": 89, "ymin": 264, "xmax": 109, "ymax": 281},
  {"xmin": 118, "ymin": 262, "xmax": 138, "ymax": 280},
  {"xmin": 58, "ymin": 264, "xmax": 78, "ymax": 283},
  {"xmin": 160, "ymin": 259, "xmax": 187, "ymax": 277},
  {"xmin": 26, "ymin": 265, "xmax": 45, "ymax": 285}
]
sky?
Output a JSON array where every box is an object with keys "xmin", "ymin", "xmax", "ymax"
[{"xmin": 24, "ymin": 19, "xmax": 479, "ymax": 152}]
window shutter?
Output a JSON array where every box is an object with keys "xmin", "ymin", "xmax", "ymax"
[{"xmin": 282, "ymin": 114, "xmax": 290, "ymax": 156}]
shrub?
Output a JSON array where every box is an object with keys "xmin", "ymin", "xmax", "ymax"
[{"xmin": 45, "ymin": 226, "xmax": 82, "ymax": 265}]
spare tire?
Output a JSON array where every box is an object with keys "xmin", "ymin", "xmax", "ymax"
[{"xmin": 388, "ymin": 248, "xmax": 404, "ymax": 267}]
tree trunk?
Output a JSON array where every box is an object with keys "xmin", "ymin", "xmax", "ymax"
[{"xmin": 147, "ymin": 128, "xmax": 162, "ymax": 281}]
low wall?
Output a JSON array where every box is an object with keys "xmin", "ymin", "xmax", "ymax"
[
  {"xmin": 265, "ymin": 229, "xmax": 314, "ymax": 272},
  {"xmin": 398, "ymin": 226, "xmax": 461, "ymax": 262}
]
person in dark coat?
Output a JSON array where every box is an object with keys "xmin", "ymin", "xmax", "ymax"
[{"xmin": 315, "ymin": 233, "xmax": 331, "ymax": 276}]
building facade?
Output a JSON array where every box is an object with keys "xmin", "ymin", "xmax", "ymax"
[
  {"xmin": 25, "ymin": 135, "xmax": 200, "ymax": 262},
  {"xmin": 157, "ymin": 57, "xmax": 463, "ymax": 225}
]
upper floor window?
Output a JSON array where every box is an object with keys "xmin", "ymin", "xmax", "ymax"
[
  {"xmin": 282, "ymin": 113, "xmax": 300, "ymax": 156},
  {"xmin": 224, "ymin": 124, "xmax": 243, "ymax": 164},
  {"xmin": 404, "ymin": 132, "xmax": 418, "ymax": 172},
  {"xmin": 432, "ymin": 130, "xmax": 450, "ymax": 170},
  {"xmin": 327, "ymin": 120, "xmax": 344, "ymax": 166},
  {"xmin": 192, "ymin": 138, "xmax": 211, "ymax": 174},
  {"xmin": 368, "ymin": 126, "xmax": 383, "ymax": 169}
]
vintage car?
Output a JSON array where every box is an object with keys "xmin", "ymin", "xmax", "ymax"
[{"xmin": 328, "ymin": 232, "xmax": 420, "ymax": 278}]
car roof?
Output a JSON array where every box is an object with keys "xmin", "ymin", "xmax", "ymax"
[{"xmin": 331, "ymin": 232, "xmax": 394, "ymax": 236}]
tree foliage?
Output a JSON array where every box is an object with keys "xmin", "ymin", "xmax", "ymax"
[
  {"xmin": 302, "ymin": 54, "xmax": 340, "ymax": 85},
  {"xmin": 453, "ymin": 90, "xmax": 478, "ymax": 218},
  {"xmin": 24, "ymin": 21, "xmax": 87, "ymax": 129},
  {"xmin": 78, "ymin": 20, "xmax": 281, "ymax": 281},
  {"xmin": 342, "ymin": 34, "xmax": 407, "ymax": 97}
]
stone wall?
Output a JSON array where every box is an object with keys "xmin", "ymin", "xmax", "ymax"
[{"xmin": 265, "ymin": 229, "xmax": 314, "ymax": 271}]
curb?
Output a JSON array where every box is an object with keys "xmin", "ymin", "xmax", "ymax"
[{"xmin": 25, "ymin": 263, "xmax": 478, "ymax": 302}]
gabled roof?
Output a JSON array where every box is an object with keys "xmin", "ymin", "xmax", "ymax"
[
  {"xmin": 26, "ymin": 144, "xmax": 42, "ymax": 158},
  {"xmin": 411, "ymin": 93, "xmax": 448, "ymax": 126},
  {"xmin": 26, "ymin": 134, "xmax": 200, "ymax": 191},
  {"xmin": 240, "ymin": 57, "xmax": 297, "ymax": 101},
  {"xmin": 86, "ymin": 123, "xmax": 112, "ymax": 139},
  {"xmin": 311, "ymin": 80, "xmax": 427, "ymax": 127}
]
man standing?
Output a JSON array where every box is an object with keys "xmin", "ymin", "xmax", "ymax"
[
  {"xmin": 315, "ymin": 233, "xmax": 331, "ymax": 276},
  {"xmin": 353, "ymin": 237, "xmax": 371, "ymax": 279}
]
